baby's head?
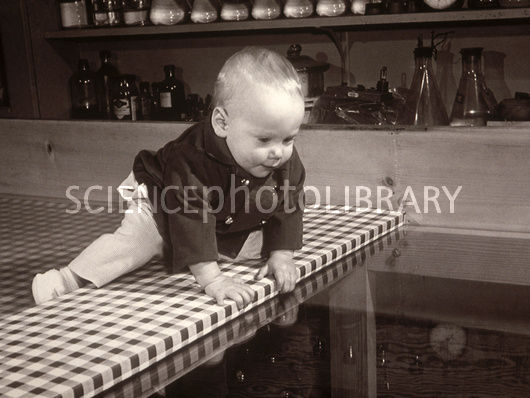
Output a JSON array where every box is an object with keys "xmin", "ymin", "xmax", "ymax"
[{"xmin": 211, "ymin": 47, "xmax": 305, "ymax": 178}]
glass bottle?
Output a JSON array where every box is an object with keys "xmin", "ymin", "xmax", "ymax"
[
  {"xmin": 90, "ymin": 0, "xmax": 123, "ymax": 26},
  {"xmin": 150, "ymin": 0, "xmax": 187, "ymax": 25},
  {"xmin": 351, "ymin": 0, "xmax": 368, "ymax": 14},
  {"xmin": 96, "ymin": 50, "xmax": 119, "ymax": 119},
  {"xmin": 221, "ymin": 0, "xmax": 250, "ymax": 21},
  {"xmin": 251, "ymin": 0, "xmax": 281, "ymax": 19},
  {"xmin": 59, "ymin": 0, "xmax": 90, "ymax": 29},
  {"xmin": 450, "ymin": 47, "xmax": 497, "ymax": 127},
  {"xmin": 316, "ymin": 0, "xmax": 347, "ymax": 16},
  {"xmin": 123, "ymin": 0, "xmax": 151, "ymax": 25},
  {"xmin": 151, "ymin": 82, "xmax": 161, "ymax": 119},
  {"xmin": 90, "ymin": 0, "xmax": 107, "ymax": 26},
  {"xmin": 70, "ymin": 59, "xmax": 98, "ymax": 119},
  {"xmin": 190, "ymin": 0, "xmax": 218, "ymax": 23},
  {"xmin": 400, "ymin": 46, "xmax": 449, "ymax": 126},
  {"xmin": 139, "ymin": 81, "xmax": 153, "ymax": 120},
  {"xmin": 483, "ymin": 50, "xmax": 511, "ymax": 102},
  {"xmin": 436, "ymin": 49, "xmax": 458, "ymax": 115},
  {"xmin": 158, "ymin": 65, "xmax": 186, "ymax": 120},
  {"xmin": 111, "ymin": 75, "xmax": 140, "ymax": 121},
  {"xmin": 283, "ymin": 0, "xmax": 314, "ymax": 17}
]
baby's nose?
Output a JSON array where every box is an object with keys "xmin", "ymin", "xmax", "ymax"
[{"xmin": 269, "ymin": 146, "xmax": 282, "ymax": 159}]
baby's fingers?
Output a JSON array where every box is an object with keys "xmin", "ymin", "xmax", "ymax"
[
  {"xmin": 256, "ymin": 264, "xmax": 271, "ymax": 281},
  {"xmin": 275, "ymin": 271, "xmax": 286, "ymax": 292},
  {"xmin": 225, "ymin": 290, "xmax": 245, "ymax": 309}
]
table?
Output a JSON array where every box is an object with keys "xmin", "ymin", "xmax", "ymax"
[{"xmin": 0, "ymin": 194, "xmax": 403, "ymax": 398}]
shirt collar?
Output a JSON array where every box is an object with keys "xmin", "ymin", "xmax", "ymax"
[{"xmin": 203, "ymin": 115, "xmax": 235, "ymax": 167}]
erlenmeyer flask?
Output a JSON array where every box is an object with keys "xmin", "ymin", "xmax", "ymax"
[
  {"xmin": 483, "ymin": 51, "xmax": 511, "ymax": 102},
  {"xmin": 436, "ymin": 49, "xmax": 458, "ymax": 115},
  {"xmin": 401, "ymin": 46, "xmax": 449, "ymax": 126},
  {"xmin": 450, "ymin": 47, "xmax": 497, "ymax": 126}
]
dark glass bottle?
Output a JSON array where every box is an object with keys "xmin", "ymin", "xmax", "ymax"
[
  {"xmin": 96, "ymin": 50, "xmax": 119, "ymax": 119},
  {"xmin": 151, "ymin": 82, "xmax": 161, "ymax": 120},
  {"xmin": 89, "ymin": 0, "xmax": 123, "ymax": 26},
  {"xmin": 158, "ymin": 65, "xmax": 185, "ymax": 121},
  {"xmin": 139, "ymin": 81, "xmax": 152, "ymax": 120},
  {"xmin": 70, "ymin": 59, "xmax": 98, "ymax": 119},
  {"xmin": 111, "ymin": 75, "xmax": 140, "ymax": 121},
  {"xmin": 123, "ymin": 0, "xmax": 151, "ymax": 25}
]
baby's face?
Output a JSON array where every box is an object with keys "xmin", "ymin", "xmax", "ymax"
[{"xmin": 224, "ymin": 87, "xmax": 305, "ymax": 178}]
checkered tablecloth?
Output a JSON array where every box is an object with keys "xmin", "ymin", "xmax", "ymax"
[
  {"xmin": 0, "ymin": 195, "xmax": 403, "ymax": 398},
  {"xmin": 102, "ymin": 228, "xmax": 403, "ymax": 398}
]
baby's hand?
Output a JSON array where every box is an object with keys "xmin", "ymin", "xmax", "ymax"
[
  {"xmin": 255, "ymin": 250, "xmax": 298, "ymax": 293},
  {"xmin": 204, "ymin": 275, "xmax": 255, "ymax": 309}
]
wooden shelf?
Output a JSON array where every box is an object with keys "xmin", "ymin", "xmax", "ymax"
[{"xmin": 45, "ymin": 8, "xmax": 530, "ymax": 39}]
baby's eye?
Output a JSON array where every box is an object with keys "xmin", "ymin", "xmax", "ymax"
[
  {"xmin": 258, "ymin": 137, "xmax": 271, "ymax": 143},
  {"xmin": 283, "ymin": 136, "xmax": 296, "ymax": 144}
]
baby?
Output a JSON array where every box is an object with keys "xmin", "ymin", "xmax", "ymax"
[{"xmin": 32, "ymin": 47, "xmax": 306, "ymax": 309}]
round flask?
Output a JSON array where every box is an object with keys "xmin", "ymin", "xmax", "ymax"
[
  {"xmin": 283, "ymin": 0, "xmax": 314, "ymax": 18},
  {"xmin": 150, "ymin": 0, "xmax": 186, "ymax": 24},
  {"xmin": 191, "ymin": 0, "xmax": 218, "ymax": 23},
  {"xmin": 252, "ymin": 0, "xmax": 281, "ymax": 19},
  {"xmin": 316, "ymin": 0, "xmax": 347, "ymax": 16}
]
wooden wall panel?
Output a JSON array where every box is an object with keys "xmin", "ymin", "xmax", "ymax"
[
  {"xmin": 394, "ymin": 127, "xmax": 530, "ymax": 232},
  {"xmin": 0, "ymin": 119, "xmax": 528, "ymax": 233},
  {"xmin": 0, "ymin": 119, "xmax": 182, "ymax": 200},
  {"xmin": 298, "ymin": 127, "xmax": 397, "ymax": 210}
]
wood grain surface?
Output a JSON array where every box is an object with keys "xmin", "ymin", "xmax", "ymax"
[{"xmin": 0, "ymin": 120, "xmax": 529, "ymax": 232}]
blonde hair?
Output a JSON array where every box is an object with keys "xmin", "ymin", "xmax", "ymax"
[{"xmin": 213, "ymin": 47, "xmax": 303, "ymax": 108}]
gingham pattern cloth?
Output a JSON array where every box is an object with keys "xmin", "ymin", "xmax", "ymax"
[
  {"xmin": 102, "ymin": 228, "xmax": 402, "ymax": 398},
  {"xmin": 0, "ymin": 195, "xmax": 403, "ymax": 398}
]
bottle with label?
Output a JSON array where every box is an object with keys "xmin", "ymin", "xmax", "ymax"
[
  {"xmin": 123, "ymin": 0, "xmax": 151, "ymax": 25},
  {"xmin": 111, "ymin": 75, "xmax": 140, "ymax": 121},
  {"xmin": 158, "ymin": 65, "xmax": 185, "ymax": 120},
  {"xmin": 90, "ymin": 0, "xmax": 123, "ymax": 26},
  {"xmin": 96, "ymin": 50, "xmax": 119, "ymax": 119},
  {"xmin": 139, "ymin": 81, "xmax": 152, "ymax": 120},
  {"xmin": 70, "ymin": 59, "xmax": 98, "ymax": 119},
  {"xmin": 59, "ymin": 0, "xmax": 90, "ymax": 29}
]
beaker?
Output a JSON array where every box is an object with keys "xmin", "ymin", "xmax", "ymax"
[
  {"xmin": 450, "ymin": 47, "xmax": 497, "ymax": 126},
  {"xmin": 400, "ymin": 46, "xmax": 449, "ymax": 126}
]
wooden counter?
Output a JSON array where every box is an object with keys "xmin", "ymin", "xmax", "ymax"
[{"xmin": 1, "ymin": 119, "xmax": 528, "ymax": 232}]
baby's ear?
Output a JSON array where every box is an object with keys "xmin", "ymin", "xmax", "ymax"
[{"xmin": 211, "ymin": 107, "xmax": 229, "ymax": 138}]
